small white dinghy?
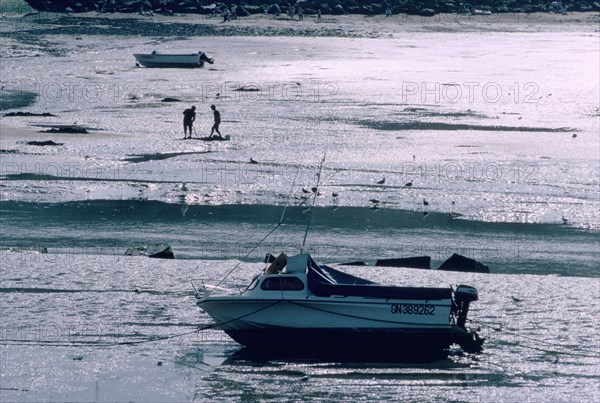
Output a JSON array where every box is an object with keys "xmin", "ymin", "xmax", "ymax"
[{"xmin": 133, "ymin": 51, "xmax": 214, "ymax": 68}]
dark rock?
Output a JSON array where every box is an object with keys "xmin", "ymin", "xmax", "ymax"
[
  {"xmin": 242, "ymin": 5, "xmax": 263, "ymax": 15},
  {"xmin": 438, "ymin": 253, "xmax": 489, "ymax": 273},
  {"xmin": 440, "ymin": 2, "xmax": 456, "ymax": 13},
  {"xmin": 237, "ymin": 6, "xmax": 251, "ymax": 16},
  {"xmin": 21, "ymin": 0, "xmax": 600, "ymax": 16},
  {"xmin": 331, "ymin": 5, "xmax": 346, "ymax": 15},
  {"xmin": 234, "ymin": 86, "xmax": 261, "ymax": 92},
  {"xmin": 148, "ymin": 248, "xmax": 175, "ymax": 259},
  {"xmin": 125, "ymin": 243, "xmax": 175, "ymax": 259},
  {"xmin": 4, "ymin": 112, "xmax": 57, "ymax": 117},
  {"xmin": 40, "ymin": 126, "xmax": 88, "ymax": 134},
  {"xmin": 419, "ymin": 8, "xmax": 437, "ymax": 17},
  {"xmin": 375, "ymin": 256, "xmax": 431, "ymax": 269},
  {"xmin": 26, "ymin": 140, "xmax": 64, "ymax": 146},
  {"xmin": 340, "ymin": 261, "xmax": 368, "ymax": 266}
]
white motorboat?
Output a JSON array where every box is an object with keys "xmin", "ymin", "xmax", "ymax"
[
  {"xmin": 196, "ymin": 253, "xmax": 483, "ymax": 360},
  {"xmin": 133, "ymin": 51, "xmax": 214, "ymax": 68}
]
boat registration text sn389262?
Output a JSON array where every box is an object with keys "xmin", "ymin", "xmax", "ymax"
[{"xmin": 390, "ymin": 303, "xmax": 436, "ymax": 315}]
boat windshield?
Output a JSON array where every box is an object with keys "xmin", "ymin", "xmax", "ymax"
[
  {"xmin": 247, "ymin": 277, "xmax": 259, "ymax": 291},
  {"xmin": 261, "ymin": 276, "xmax": 304, "ymax": 291}
]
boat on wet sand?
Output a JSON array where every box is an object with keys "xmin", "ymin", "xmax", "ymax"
[
  {"xmin": 196, "ymin": 253, "xmax": 483, "ymax": 360},
  {"xmin": 133, "ymin": 51, "xmax": 214, "ymax": 68}
]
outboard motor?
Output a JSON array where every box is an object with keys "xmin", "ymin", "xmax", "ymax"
[
  {"xmin": 454, "ymin": 285, "xmax": 484, "ymax": 353},
  {"xmin": 454, "ymin": 285, "xmax": 478, "ymax": 328},
  {"xmin": 199, "ymin": 52, "xmax": 215, "ymax": 65}
]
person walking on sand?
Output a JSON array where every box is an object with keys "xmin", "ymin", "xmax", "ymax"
[
  {"xmin": 222, "ymin": 7, "xmax": 231, "ymax": 22},
  {"xmin": 182, "ymin": 105, "xmax": 196, "ymax": 139},
  {"xmin": 210, "ymin": 104, "xmax": 223, "ymax": 138}
]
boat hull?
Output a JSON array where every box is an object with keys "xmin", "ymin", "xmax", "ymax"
[
  {"xmin": 133, "ymin": 53, "xmax": 206, "ymax": 68},
  {"xmin": 198, "ymin": 297, "xmax": 462, "ymax": 358},
  {"xmin": 224, "ymin": 326, "xmax": 464, "ymax": 360},
  {"xmin": 199, "ymin": 298, "xmax": 454, "ymax": 330}
]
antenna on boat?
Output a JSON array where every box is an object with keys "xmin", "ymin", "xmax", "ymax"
[{"xmin": 301, "ymin": 151, "xmax": 326, "ymax": 253}]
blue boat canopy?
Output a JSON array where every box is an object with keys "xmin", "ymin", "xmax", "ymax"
[{"xmin": 305, "ymin": 255, "xmax": 452, "ymax": 301}]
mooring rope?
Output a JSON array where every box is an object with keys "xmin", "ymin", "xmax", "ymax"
[
  {"xmin": 468, "ymin": 318, "xmax": 599, "ymax": 359},
  {"xmin": 0, "ymin": 301, "xmax": 282, "ymax": 348}
]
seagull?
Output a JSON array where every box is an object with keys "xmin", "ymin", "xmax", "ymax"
[
  {"xmin": 302, "ymin": 188, "xmax": 311, "ymax": 194},
  {"xmin": 311, "ymin": 187, "xmax": 318, "ymax": 193},
  {"xmin": 181, "ymin": 182, "xmax": 188, "ymax": 191},
  {"xmin": 423, "ymin": 198, "xmax": 429, "ymax": 206},
  {"xmin": 249, "ymin": 158, "xmax": 258, "ymax": 164},
  {"xmin": 572, "ymin": 134, "xmax": 577, "ymax": 138},
  {"xmin": 561, "ymin": 216, "xmax": 568, "ymax": 224},
  {"xmin": 511, "ymin": 296, "xmax": 523, "ymax": 302},
  {"xmin": 404, "ymin": 181, "xmax": 413, "ymax": 187},
  {"xmin": 332, "ymin": 192, "xmax": 339, "ymax": 198},
  {"xmin": 369, "ymin": 199, "xmax": 380, "ymax": 204},
  {"xmin": 376, "ymin": 177, "xmax": 385, "ymax": 185},
  {"xmin": 216, "ymin": 92, "xmax": 221, "ymax": 98}
]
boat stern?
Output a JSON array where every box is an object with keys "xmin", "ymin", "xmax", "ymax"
[{"xmin": 452, "ymin": 285, "xmax": 484, "ymax": 353}]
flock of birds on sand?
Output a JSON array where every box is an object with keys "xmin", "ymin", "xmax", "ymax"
[
  {"xmin": 366, "ymin": 177, "xmax": 419, "ymax": 212},
  {"xmin": 176, "ymin": 156, "xmax": 571, "ymax": 224},
  {"xmin": 250, "ymin": 158, "xmax": 435, "ymax": 217}
]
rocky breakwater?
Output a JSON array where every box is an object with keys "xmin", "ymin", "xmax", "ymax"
[{"xmin": 22, "ymin": 0, "xmax": 600, "ymax": 16}]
